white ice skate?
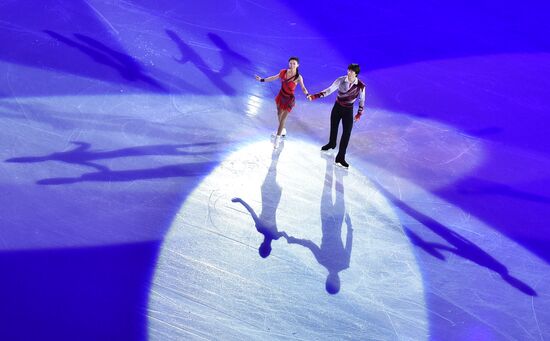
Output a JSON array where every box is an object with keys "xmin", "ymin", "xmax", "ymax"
[
  {"xmin": 271, "ymin": 128, "xmax": 286, "ymax": 138},
  {"xmin": 273, "ymin": 135, "xmax": 282, "ymax": 149}
]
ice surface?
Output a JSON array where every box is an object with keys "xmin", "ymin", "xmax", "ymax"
[{"xmin": 1, "ymin": 0, "xmax": 549, "ymax": 340}]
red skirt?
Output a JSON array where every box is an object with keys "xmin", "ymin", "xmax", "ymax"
[{"xmin": 275, "ymin": 91, "xmax": 295, "ymax": 112}]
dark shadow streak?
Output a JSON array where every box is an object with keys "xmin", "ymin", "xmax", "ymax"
[
  {"xmin": 232, "ymin": 146, "xmax": 286, "ymax": 258},
  {"xmin": 165, "ymin": 29, "xmax": 236, "ymax": 95},
  {"xmin": 464, "ymin": 126, "xmax": 503, "ymax": 137},
  {"xmin": 36, "ymin": 161, "xmax": 218, "ymax": 185},
  {"xmin": 207, "ymin": 32, "xmax": 253, "ymax": 77},
  {"xmin": 372, "ymin": 181, "xmax": 537, "ymax": 296},
  {"xmin": 6, "ymin": 141, "xmax": 222, "ymax": 172},
  {"xmin": 284, "ymin": 156, "xmax": 353, "ymax": 294},
  {"xmin": 43, "ymin": 30, "xmax": 168, "ymax": 92}
]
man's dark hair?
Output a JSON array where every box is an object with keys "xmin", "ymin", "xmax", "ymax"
[{"xmin": 347, "ymin": 63, "xmax": 360, "ymax": 75}]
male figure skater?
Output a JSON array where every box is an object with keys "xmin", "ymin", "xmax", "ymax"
[{"xmin": 308, "ymin": 64, "xmax": 365, "ymax": 168}]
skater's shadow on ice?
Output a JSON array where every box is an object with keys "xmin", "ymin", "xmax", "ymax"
[
  {"xmin": 166, "ymin": 29, "xmax": 237, "ymax": 96},
  {"xmin": 6, "ymin": 141, "xmax": 222, "ymax": 185},
  {"xmin": 207, "ymin": 32, "xmax": 253, "ymax": 77},
  {"xmin": 232, "ymin": 147, "xmax": 286, "ymax": 258},
  {"xmin": 284, "ymin": 157, "xmax": 353, "ymax": 295},
  {"xmin": 372, "ymin": 181, "xmax": 537, "ymax": 296},
  {"xmin": 34, "ymin": 161, "xmax": 218, "ymax": 185},
  {"xmin": 43, "ymin": 30, "xmax": 167, "ymax": 92}
]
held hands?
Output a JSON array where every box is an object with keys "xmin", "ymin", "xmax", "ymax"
[{"xmin": 307, "ymin": 93, "xmax": 320, "ymax": 101}]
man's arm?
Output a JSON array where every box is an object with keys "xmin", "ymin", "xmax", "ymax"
[
  {"xmin": 307, "ymin": 77, "xmax": 342, "ymax": 101},
  {"xmin": 354, "ymin": 85, "xmax": 366, "ymax": 121}
]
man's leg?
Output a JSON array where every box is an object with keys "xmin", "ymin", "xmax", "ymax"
[
  {"xmin": 322, "ymin": 103, "xmax": 341, "ymax": 150},
  {"xmin": 335, "ymin": 107, "xmax": 354, "ymax": 166}
]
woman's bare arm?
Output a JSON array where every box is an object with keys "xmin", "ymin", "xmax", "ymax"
[
  {"xmin": 255, "ymin": 73, "xmax": 280, "ymax": 82},
  {"xmin": 298, "ymin": 75, "xmax": 309, "ymax": 95}
]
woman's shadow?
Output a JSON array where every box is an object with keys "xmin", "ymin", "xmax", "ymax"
[
  {"xmin": 207, "ymin": 32, "xmax": 253, "ymax": 78},
  {"xmin": 284, "ymin": 156, "xmax": 353, "ymax": 294},
  {"xmin": 166, "ymin": 29, "xmax": 236, "ymax": 95},
  {"xmin": 232, "ymin": 143, "xmax": 287, "ymax": 258},
  {"xmin": 6, "ymin": 141, "xmax": 222, "ymax": 185},
  {"xmin": 43, "ymin": 30, "xmax": 167, "ymax": 92}
]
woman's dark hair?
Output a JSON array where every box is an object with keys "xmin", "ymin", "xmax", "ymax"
[
  {"xmin": 289, "ymin": 56, "xmax": 300, "ymax": 81},
  {"xmin": 347, "ymin": 63, "xmax": 360, "ymax": 75}
]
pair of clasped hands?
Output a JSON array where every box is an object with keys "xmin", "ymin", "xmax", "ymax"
[
  {"xmin": 254, "ymin": 74, "xmax": 361, "ymax": 122},
  {"xmin": 305, "ymin": 93, "xmax": 362, "ymax": 122}
]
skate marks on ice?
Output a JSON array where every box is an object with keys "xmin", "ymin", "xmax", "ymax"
[
  {"xmin": 362, "ymin": 164, "xmax": 549, "ymax": 340},
  {"xmin": 6, "ymin": 141, "xmax": 223, "ymax": 185},
  {"xmin": 231, "ymin": 149, "xmax": 353, "ymax": 295},
  {"xmin": 149, "ymin": 140, "xmax": 428, "ymax": 340},
  {"xmin": 374, "ymin": 181, "xmax": 536, "ymax": 297},
  {"xmin": 231, "ymin": 146, "xmax": 287, "ymax": 259}
]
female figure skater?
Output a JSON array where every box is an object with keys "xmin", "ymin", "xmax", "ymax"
[
  {"xmin": 307, "ymin": 63, "xmax": 366, "ymax": 169},
  {"xmin": 255, "ymin": 57, "xmax": 309, "ymax": 148}
]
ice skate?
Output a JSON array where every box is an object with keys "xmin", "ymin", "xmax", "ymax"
[
  {"xmin": 321, "ymin": 143, "xmax": 336, "ymax": 151},
  {"xmin": 272, "ymin": 128, "xmax": 286, "ymax": 138},
  {"xmin": 335, "ymin": 158, "xmax": 349, "ymax": 169},
  {"xmin": 273, "ymin": 135, "xmax": 282, "ymax": 149}
]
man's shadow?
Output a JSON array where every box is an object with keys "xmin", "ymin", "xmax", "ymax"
[
  {"xmin": 232, "ymin": 144, "xmax": 287, "ymax": 258},
  {"xmin": 284, "ymin": 156, "xmax": 353, "ymax": 294},
  {"xmin": 33, "ymin": 161, "xmax": 218, "ymax": 185},
  {"xmin": 6, "ymin": 141, "xmax": 220, "ymax": 170},
  {"xmin": 207, "ymin": 32, "xmax": 253, "ymax": 78},
  {"xmin": 6, "ymin": 141, "xmax": 221, "ymax": 185},
  {"xmin": 43, "ymin": 30, "xmax": 167, "ymax": 92},
  {"xmin": 372, "ymin": 181, "xmax": 537, "ymax": 296},
  {"xmin": 166, "ymin": 29, "xmax": 236, "ymax": 95}
]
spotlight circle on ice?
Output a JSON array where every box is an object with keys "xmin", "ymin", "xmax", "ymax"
[{"xmin": 149, "ymin": 140, "xmax": 428, "ymax": 340}]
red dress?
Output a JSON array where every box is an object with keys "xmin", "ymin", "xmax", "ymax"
[{"xmin": 275, "ymin": 69, "xmax": 297, "ymax": 112}]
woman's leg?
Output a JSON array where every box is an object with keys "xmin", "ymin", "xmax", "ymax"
[
  {"xmin": 276, "ymin": 110, "xmax": 289, "ymax": 136},
  {"xmin": 274, "ymin": 107, "xmax": 283, "ymax": 134}
]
